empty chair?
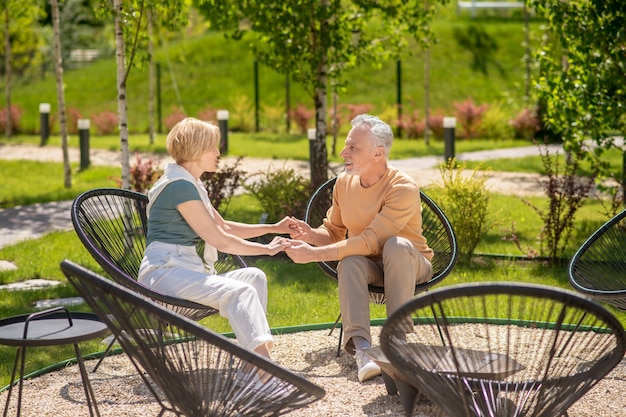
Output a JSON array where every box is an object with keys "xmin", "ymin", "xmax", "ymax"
[
  {"xmin": 304, "ymin": 176, "xmax": 458, "ymax": 356},
  {"xmin": 60, "ymin": 259, "xmax": 325, "ymax": 417},
  {"xmin": 380, "ymin": 282, "xmax": 626, "ymax": 417},
  {"xmin": 568, "ymin": 208, "xmax": 626, "ymax": 310}
]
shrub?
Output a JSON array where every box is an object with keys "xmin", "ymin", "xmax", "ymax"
[
  {"xmin": 291, "ymin": 103, "xmax": 315, "ymax": 134},
  {"xmin": 510, "ymin": 107, "xmax": 541, "ymax": 140},
  {"xmin": 164, "ymin": 107, "xmax": 187, "ymax": 132},
  {"xmin": 66, "ymin": 107, "xmax": 82, "ymax": 135},
  {"xmin": 201, "ymin": 156, "xmax": 247, "ymax": 214},
  {"xmin": 398, "ymin": 109, "xmax": 426, "ymax": 139},
  {"xmin": 92, "ymin": 110, "xmax": 119, "ymax": 135},
  {"xmin": 520, "ymin": 140, "xmax": 597, "ymax": 263},
  {"xmin": 480, "ymin": 103, "xmax": 514, "ymax": 140},
  {"xmin": 343, "ymin": 103, "xmax": 374, "ymax": 122},
  {"xmin": 434, "ymin": 159, "xmax": 494, "ymax": 263},
  {"xmin": 262, "ymin": 102, "xmax": 286, "ymax": 133},
  {"xmin": 454, "ymin": 98, "xmax": 489, "ymax": 139},
  {"xmin": 110, "ymin": 153, "xmax": 163, "ymax": 193},
  {"xmin": 427, "ymin": 112, "xmax": 445, "ymax": 139},
  {"xmin": 230, "ymin": 94, "xmax": 255, "ymax": 132},
  {"xmin": 0, "ymin": 104, "xmax": 24, "ymax": 134},
  {"xmin": 243, "ymin": 165, "xmax": 314, "ymax": 223},
  {"xmin": 197, "ymin": 106, "xmax": 217, "ymax": 123}
]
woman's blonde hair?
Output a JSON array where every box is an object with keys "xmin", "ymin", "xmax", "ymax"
[{"xmin": 166, "ymin": 117, "xmax": 220, "ymax": 164}]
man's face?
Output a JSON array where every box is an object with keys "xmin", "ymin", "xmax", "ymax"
[{"xmin": 339, "ymin": 126, "xmax": 379, "ymax": 176}]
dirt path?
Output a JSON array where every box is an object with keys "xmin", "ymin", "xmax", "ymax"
[{"xmin": 0, "ymin": 143, "xmax": 548, "ymax": 197}]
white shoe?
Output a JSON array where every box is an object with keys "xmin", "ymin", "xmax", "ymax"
[{"xmin": 355, "ymin": 349, "xmax": 381, "ymax": 382}]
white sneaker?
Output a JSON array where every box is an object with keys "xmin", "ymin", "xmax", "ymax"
[{"xmin": 354, "ymin": 349, "xmax": 381, "ymax": 382}]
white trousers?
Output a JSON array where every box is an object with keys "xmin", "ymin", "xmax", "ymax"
[{"xmin": 138, "ymin": 241, "xmax": 274, "ymax": 352}]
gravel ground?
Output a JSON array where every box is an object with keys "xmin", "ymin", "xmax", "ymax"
[{"xmin": 1, "ymin": 327, "xmax": 624, "ymax": 416}]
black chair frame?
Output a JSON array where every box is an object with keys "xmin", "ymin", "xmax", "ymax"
[
  {"xmin": 61, "ymin": 259, "xmax": 325, "ymax": 417},
  {"xmin": 304, "ymin": 176, "xmax": 458, "ymax": 356},
  {"xmin": 380, "ymin": 282, "xmax": 626, "ymax": 417},
  {"xmin": 71, "ymin": 188, "xmax": 247, "ymax": 369},
  {"xmin": 568, "ymin": 208, "xmax": 626, "ymax": 310}
]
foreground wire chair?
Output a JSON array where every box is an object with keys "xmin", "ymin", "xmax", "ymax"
[
  {"xmin": 304, "ymin": 176, "xmax": 458, "ymax": 356},
  {"xmin": 72, "ymin": 188, "xmax": 247, "ymax": 370},
  {"xmin": 379, "ymin": 282, "xmax": 626, "ymax": 417},
  {"xmin": 568, "ymin": 208, "xmax": 626, "ymax": 310},
  {"xmin": 61, "ymin": 259, "xmax": 325, "ymax": 417}
]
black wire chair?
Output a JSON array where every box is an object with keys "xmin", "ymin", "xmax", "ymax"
[
  {"xmin": 303, "ymin": 176, "xmax": 458, "ymax": 357},
  {"xmin": 568, "ymin": 208, "xmax": 626, "ymax": 310},
  {"xmin": 61, "ymin": 259, "xmax": 325, "ymax": 417},
  {"xmin": 71, "ymin": 188, "xmax": 247, "ymax": 370},
  {"xmin": 379, "ymin": 282, "xmax": 626, "ymax": 417}
]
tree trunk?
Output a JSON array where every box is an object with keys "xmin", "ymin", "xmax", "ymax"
[
  {"xmin": 114, "ymin": 0, "xmax": 131, "ymax": 190},
  {"xmin": 4, "ymin": 6, "xmax": 11, "ymax": 138},
  {"xmin": 312, "ymin": 75, "xmax": 329, "ymax": 189},
  {"xmin": 51, "ymin": 0, "xmax": 71, "ymax": 188},
  {"xmin": 148, "ymin": 9, "xmax": 155, "ymax": 145}
]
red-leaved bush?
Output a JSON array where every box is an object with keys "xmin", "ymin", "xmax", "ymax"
[
  {"xmin": 398, "ymin": 110, "xmax": 426, "ymax": 139},
  {"xmin": 92, "ymin": 110, "xmax": 119, "ymax": 135},
  {"xmin": 454, "ymin": 98, "xmax": 489, "ymax": 139},
  {"xmin": 197, "ymin": 106, "xmax": 217, "ymax": 123},
  {"xmin": 427, "ymin": 113, "xmax": 445, "ymax": 139},
  {"xmin": 67, "ymin": 107, "xmax": 82, "ymax": 135},
  {"xmin": 0, "ymin": 104, "xmax": 24, "ymax": 134},
  {"xmin": 291, "ymin": 104, "xmax": 314, "ymax": 134},
  {"xmin": 110, "ymin": 153, "xmax": 163, "ymax": 193},
  {"xmin": 510, "ymin": 108, "xmax": 541, "ymax": 140},
  {"xmin": 165, "ymin": 107, "xmax": 187, "ymax": 132}
]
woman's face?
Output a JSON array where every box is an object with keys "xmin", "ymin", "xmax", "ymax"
[{"xmin": 199, "ymin": 145, "xmax": 220, "ymax": 173}]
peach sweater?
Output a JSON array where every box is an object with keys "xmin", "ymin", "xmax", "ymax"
[{"xmin": 321, "ymin": 167, "xmax": 434, "ymax": 261}]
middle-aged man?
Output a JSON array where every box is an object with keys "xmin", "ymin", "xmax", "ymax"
[{"xmin": 285, "ymin": 114, "xmax": 433, "ymax": 382}]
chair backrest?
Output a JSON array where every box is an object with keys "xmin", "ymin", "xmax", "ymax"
[
  {"xmin": 380, "ymin": 282, "xmax": 626, "ymax": 417},
  {"xmin": 71, "ymin": 188, "xmax": 246, "ymax": 320},
  {"xmin": 304, "ymin": 177, "xmax": 458, "ymax": 298},
  {"xmin": 61, "ymin": 259, "xmax": 325, "ymax": 417},
  {"xmin": 568, "ymin": 208, "xmax": 626, "ymax": 310}
]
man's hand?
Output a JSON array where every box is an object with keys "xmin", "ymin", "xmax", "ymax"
[{"xmin": 284, "ymin": 239, "xmax": 316, "ymax": 264}]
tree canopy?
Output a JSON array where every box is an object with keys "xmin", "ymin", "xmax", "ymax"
[
  {"xmin": 532, "ymin": 0, "xmax": 626, "ymax": 201},
  {"xmin": 196, "ymin": 0, "xmax": 442, "ymax": 187}
]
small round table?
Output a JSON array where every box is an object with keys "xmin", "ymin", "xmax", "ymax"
[{"xmin": 0, "ymin": 307, "xmax": 110, "ymax": 417}]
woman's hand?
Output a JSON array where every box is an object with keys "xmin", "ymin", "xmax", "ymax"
[
  {"xmin": 285, "ymin": 217, "xmax": 314, "ymax": 242},
  {"xmin": 266, "ymin": 236, "xmax": 292, "ymax": 256}
]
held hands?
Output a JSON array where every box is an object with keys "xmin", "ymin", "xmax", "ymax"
[
  {"xmin": 285, "ymin": 217, "xmax": 313, "ymax": 242},
  {"xmin": 283, "ymin": 239, "xmax": 314, "ymax": 264},
  {"xmin": 266, "ymin": 236, "xmax": 292, "ymax": 256}
]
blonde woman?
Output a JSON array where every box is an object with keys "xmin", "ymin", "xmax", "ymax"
[{"xmin": 139, "ymin": 117, "xmax": 293, "ymax": 359}]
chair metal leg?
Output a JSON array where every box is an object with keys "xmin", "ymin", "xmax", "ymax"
[
  {"xmin": 381, "ymin": 371, "xmax": 398, "ymax": 396},
  {"xmin": 337, "ymin": 325, "xmax": 343, "ymax": 357},
  {"xmin": 396, "ymin": 380, "xmax": 418, "ymax": 417},
  {"xmin": 328, "ymin": 313, "xmax": 341, "ymax": 336},
  {"xmin": 92, "ymin": 336, "xmax": 117, "ymax": 372}
]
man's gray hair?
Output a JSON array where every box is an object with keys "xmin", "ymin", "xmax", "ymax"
[{"xmin": 350, "ymin": 114, "xmax": 393, "ymax": 156}]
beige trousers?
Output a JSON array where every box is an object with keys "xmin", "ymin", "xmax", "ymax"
[{"xmin": 337, "ymin": 236, "xmax": 432, "ymax": 354}]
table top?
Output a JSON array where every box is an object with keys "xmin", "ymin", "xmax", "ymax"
[{"xmin": 0, "ymin": 311, "xmax": 109, "ymax": 347}]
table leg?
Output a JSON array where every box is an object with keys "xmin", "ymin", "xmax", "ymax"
[
  {"xmin": 73, "ymin": 344, "xmax": 101, "ymax": 417},
  {"xmin": 2, "ymin": 346, "xmax": 26, "ymax": 417}
]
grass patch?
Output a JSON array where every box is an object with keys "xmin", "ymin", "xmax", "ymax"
[
  {"xmin": 0, "ymin": 161, "xmax": 121, "ymax": 208},
  {"xmin": 463, "ymin": 146, "xmax": 624, "ymax": 176}
]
